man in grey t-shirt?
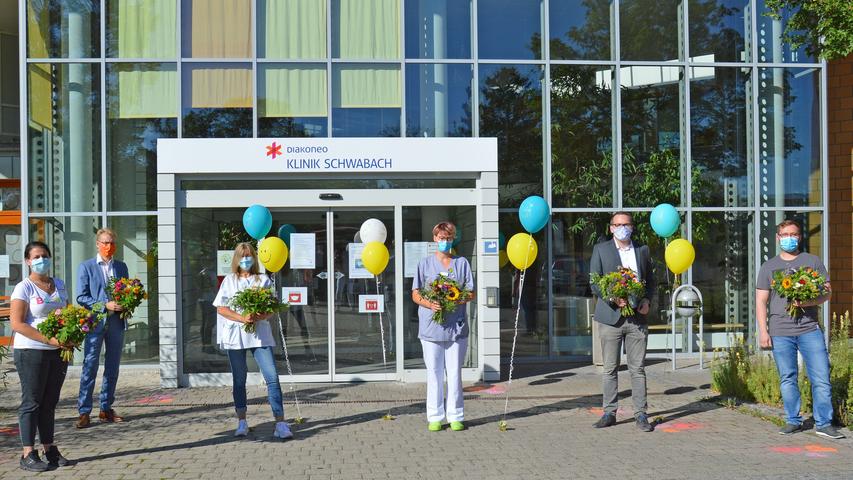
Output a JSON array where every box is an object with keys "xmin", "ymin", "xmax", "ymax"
[{"xmin": 755, "ymin": 220, "xmax": 843, "ymax": 439}]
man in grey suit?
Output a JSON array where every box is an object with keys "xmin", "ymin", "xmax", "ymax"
[{"xmin": 589, "ymin": 212, "xmax": 656, "ymax": 432}]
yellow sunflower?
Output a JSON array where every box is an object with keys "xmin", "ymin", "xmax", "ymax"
[
  {"xmin": 781, "ymin": 278, "xmax": 792, "ymax": 289},
  {"xmin": 447, "ymin": 286, "xmax": 460, "ymax": 301}
]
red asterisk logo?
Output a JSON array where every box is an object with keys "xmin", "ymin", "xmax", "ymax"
[{"xmin": 266, "ymin": 142, "xmax": 283, "ymax": 159}]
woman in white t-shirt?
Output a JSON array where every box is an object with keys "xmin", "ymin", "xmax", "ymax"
[
  {"xmin": 9, "ymin": 241, "xmax": 72, "ymax": 472},
  {"xmin": 213, "ymin": 242, "xmax": 291, "ymax": 440}
]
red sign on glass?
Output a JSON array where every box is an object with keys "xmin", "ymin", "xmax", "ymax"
[
  {"xmin": 288, "ymin": 292, "xmax": 302, "ymax": 303},
  {"xmin": 365, "ymin": 300, "xmax": 379, "ymax": 311}
]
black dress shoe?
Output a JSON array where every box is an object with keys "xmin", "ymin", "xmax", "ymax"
[
  {"xmin": 44, "ymin": 445, "xmax": 73, "ymax": 467},
  {"xmin": 20, "ymin": 451, "xmax": 49, "ymax": 472},
  {"xmin": 636, "ymin": 413, "xmax": 654, "ymax": 432},
  {"xmin": 593, "ymin": 414, "xmax": 616, "ymax": 428}
]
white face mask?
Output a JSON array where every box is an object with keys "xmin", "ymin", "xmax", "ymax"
[{"xmin": 613, "ymin": 226, "xmax": 632, "ymax": 241}]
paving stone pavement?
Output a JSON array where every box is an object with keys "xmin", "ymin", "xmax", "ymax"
[{"xmin": 0, "ymin": 359, "xmax": 850, "ymax": 480}]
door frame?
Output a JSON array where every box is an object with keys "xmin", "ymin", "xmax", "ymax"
[{"xmin": 176, "ymin": 187, "xmax": 482, "ymax": 384}]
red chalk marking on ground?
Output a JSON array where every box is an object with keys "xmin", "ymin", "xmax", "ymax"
[
  {"xmin": 587, "ymin": 407, "xmax": 625, "ymax": 416},
  {"xmin": 0, "ymin": 426, "xmax": 19, "ymax": 436},
  {"xmin": 659, "ymin": 422, "xmax": 704, "ymax": 433},
  {"xmin": 481, "ymin": 385, "xmax": 506, "ymax": 395},
  {"xmin": 135, "ymin": 394, "xmax": 174, "ymax": 404},
  {"xmin": 463, "ymin": 385, "xmax": 491, "ymax": 393},
  {"xmin": 770, "ymin": 446, "xmax": 803, "ymax": 454},
  {"xmin": 804, "ymin": 445, "xmax": 837, "ymax": 453}
]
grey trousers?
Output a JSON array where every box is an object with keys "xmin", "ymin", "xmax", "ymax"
[{"xmin": 599, "ymin": 319, "xmax": 648, "ymax": 417}]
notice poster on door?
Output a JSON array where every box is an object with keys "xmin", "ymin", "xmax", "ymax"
[
  {"xmin": 359, "ymin": 294, "xmax": 384, "ymax": 313},
  {"xmin": 289, "ymin": 233, "xmax": 316, "ymax": 269},
  {"xmin": 348, "ymin": 243, "xmax": 373, "ymax": 279},
  {"xmin": 281, "ymin": 287, "xmax": 308, "ymax": 305},
  {"xmin": 217, "ymin": 250, "xmax": 234, "ymax": 276},
  {"xmin": 404, "ymin": 242, "xmax": 438, "ymax": 278}
]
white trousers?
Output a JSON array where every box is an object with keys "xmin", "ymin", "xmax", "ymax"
[{"xmin": 421, "ymin": 338, "xmax": 467, "ymax": 422}]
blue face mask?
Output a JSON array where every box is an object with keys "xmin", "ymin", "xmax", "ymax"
[
  {"xmin": 437, "ymin": 241, "xmax": 452, "ymax": 253},
  {"xmin": 31, "ymin": 257, "xmax": 51, "ymax": 275},
  {"xmin": 613, "ymin": 226, "xmax": 633, "ymax": 242},
  {"xmin": 239, "ymin": 256, "xmax": 254, "ymax": 270},
  {"xmin": 780, "ymin": 236, "xmax": 799, "ymax": 253}
]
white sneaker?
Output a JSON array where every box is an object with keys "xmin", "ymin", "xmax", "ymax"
[
  {"xmin": 273, "ymin": 421, "xmax": 293, "ymax": 439},
  {"xmin": 234, "ymin": 419, "xmax": 249, "ymax": 437}
]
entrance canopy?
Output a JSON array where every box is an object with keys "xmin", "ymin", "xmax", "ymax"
[{"xmin": 156, "ymin": 138, "xmax": 500, "ymax": 387}]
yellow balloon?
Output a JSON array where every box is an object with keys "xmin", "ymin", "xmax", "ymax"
[
  {"xmin": 498, "ymin": 250, "xmax": 509, "ymax": 268},
  {"xmin": 665, "ymin": 238, "xmax": 695, "ymax": 275},
  {"xmin": 258, "ymin": 237, "xmax": 288, "ymax": 273},
  {"xmin": 361, "ymin": 241, "xmax": 390, "ymax": 275},
  {"xmin": 507, "ymin": 233, "xmax": 537, "ymax": 270}
]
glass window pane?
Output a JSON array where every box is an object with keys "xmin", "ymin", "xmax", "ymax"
[
  {"xmin": 690, "ymin": 67, "xmax": 752, "ymax": 207},
  {"xmin": 551, "ymin": 65, "xmax": 614, "ymax": 208},
  {"xmin": 620, "ymin": 66, "xmax": 684, "ymax": 207},
  {"xmin": 626, "ymin": 211, "xmax": 676, "ymax": 340},
  {"xmin": 107, "ymin": 0, "xmax": 177, "ymax": 58},
  {"xmin": 549, "ymin": 0, "xmax": 612, "ymax": 60},
  {"xmin": 107, "ymin": 216, "xmax": 159, "ymax": 363},
  {"xmin": 758, "ymin": 67, "xmax": 821, "ymax": 207},
  {"xmin": 181, "ymin": 0, "xmax": 252, "ymax": 58},
  {"xmin": 405, "ymin": 63, "xmax": 472, "ymax": 137},
  {"xmin": 182, "ymin": 64, "xmax": 252, "ymax": 138},
  {"xmin": 479, "ymin": 64, "xmax": 543, "ymax": 207},
  {"xmin": 1, "ymin": 34, "xmax": 18, "ymax": 104},
  {"xmin": 332, "ymin": 0, "xmax": 400, "ymax": 59},
  {"xmin": 27, "ymin": 0, "xmax": 100, "ymax": 58},
  {"xmin": 688, "ymin": 0, "xmax": 749, "ymax": 63},
  {"xmin": 404, "ymin": 0, "xmax": 471, "ymax": 59},
  {"xmin": 27, "ymin": 63, "xmax": 101, "ymax": 213},
  {"xmin": 756, "ymin": 0, "xmax": 814, "ymax": 63},
  {"xmin": 332, "ymin": 64, "xmax": 401, "ymax": 137},
  {"xmin": 550, "ymin": 212, "xmax": 610, "ymax": 356},
  {"xmin": 478, "ymin": 0, "xmax": 542, "ymax": 60},
  {"xmin": 620, "ymin": 0, "xmax": 680, "ymax": 61},
  {"xmin": 259, "ymin": 64, "xmax": 328, "ymax": 137},
  {"xmin": 107, "ymin": 63, "xmax": 177, "ymax": 211},
  {"xmin": 693, "ymin": 211, "xmax": 754, "ymax": 348},
  {"xmin": 759, "ymin": 211, "xmax": 822, "ymax": 262},
  {"xmin": 259, "ymin": 0, "xmax": 327, "ymax": 59}
]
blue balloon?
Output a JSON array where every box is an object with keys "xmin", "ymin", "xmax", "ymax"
[
  {"xmin": 518, "ymin": 196, "xmax": 550, "ymax": 234},
  {"xmin": 498, "ymin": 232, "xmax": 507, "ymax": 249},
  {"xmin": 650, "ymin": 203, "xmax": 681, "ymax": 238},
  {"xmin": 277, "ymin": 224, "xmax": 297, "ymax": 247},
  {"xmin": 243, "ymin": 204, "xmax": 272, "ymax": 240}
]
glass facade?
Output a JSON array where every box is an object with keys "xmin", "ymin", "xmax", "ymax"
[{"xmin": 21, "ymin": 1, "xmax": 827, "ymax": 364}]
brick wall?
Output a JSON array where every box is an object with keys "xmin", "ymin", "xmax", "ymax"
[{"xmin": 828, "ymin": 55, "xmax": 853, "ymax": 319}]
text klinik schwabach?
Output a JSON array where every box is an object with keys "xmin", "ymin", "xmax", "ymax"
[{"xmin": 285, "ymin": 158, "xmax": 393, "ymax": 169}]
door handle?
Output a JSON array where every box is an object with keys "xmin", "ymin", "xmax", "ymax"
[
  {"xmin": 334, "ymin": 271, "xmax": 345, "ymax": 280},
  {"xmin": 316, "ymin": 272, "xmax": 329, "ymax": 280}
]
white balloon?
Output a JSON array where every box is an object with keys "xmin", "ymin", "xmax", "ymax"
[
  {"xmin": 353, "ymin": 232, "xmax": 362, "ymax": 243},
  {"xmin": 359, "ymin": 218, "xmax": 387, "ymax": 244}
]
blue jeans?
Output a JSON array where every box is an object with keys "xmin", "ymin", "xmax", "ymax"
[
  {"xmin": 771, "ymin": 328, "xmax": 834, "ymax": 427},
  {"xmin": 227, "ymin": 347, "xmax": 284, "ymax": 418},
  {"xmin": 78, "ymin": 315, "xmax": 125, "ymax": 414}
]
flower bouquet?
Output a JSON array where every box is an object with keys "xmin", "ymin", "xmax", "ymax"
[
  {"xmin": 770, "ymin": 266, "xmax": 830, "ymax": 317},
  {"xmin": 229, "ymin": 287, "xmax": 289, "ymax": 333},
  {"xmin": 419, "ymin": 270, "xmax": 473, "ymax": 325},
  {"xmin": 590, "ymin": 267, "xmax": 646, "ymax": 317},
  {"xmin": 108, "ymin": 277, "xmax": 148, "ymax": 320},
  {"xmin": 37, "ymin": 304, "xmax": 105, "ymax": 362}
]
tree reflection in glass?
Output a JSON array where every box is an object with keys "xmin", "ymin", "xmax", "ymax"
[{"xmin": 549, "ymin": 0, "xmax": 613, "ymax": 60}]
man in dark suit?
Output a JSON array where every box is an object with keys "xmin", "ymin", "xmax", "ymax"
[
  {"xmin": 589, "ymin": 212, "xmax": 656, "ymax": 432},
  {"xmin": 76, "ymin": 228, "xmax": 130, "ymax": 428}
]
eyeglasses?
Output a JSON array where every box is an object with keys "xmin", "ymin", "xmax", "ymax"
[
  {"xmin": 98, "ymin": 240, "xmax": 115, "ymax": 245},
  {"xmin": 778, "ymin": 234, "xmax": 799, "ymax": 239},
  {"xmin": 435, "ymin": 235, "xmax": 454, "ymax": 241},
  {"xmin": 610, "ymin": 223, "xmax": 633, "ymax": 228}
]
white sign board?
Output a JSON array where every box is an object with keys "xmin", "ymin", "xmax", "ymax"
[
  {"xmin": 0, "ymin": 255, "xmax": 8, "ymax": 278},
  {"xmin": 216, "ymin": 250, "xmax": 233, "ymax": 276},
  {"xmin": 158, "ymin": 137, "xmax": 497, "ymax": 174},
  {"xmin": 359, "ymin": 294, "xmax": 385, "ymax": 313},
  {"xmin": 281, "ymin": 287, "xmax": 308, "ymax": 306},
  {"xmin": 348, "ymin": 243, "xmax": 373, "ymax": 279},
  {"xmin": 404, "ymin": 242, "xmax": 437, "ymax": 278},
  {"xmin": 289, "ymin": 233, "xmax": 316, "ymax": 269}
]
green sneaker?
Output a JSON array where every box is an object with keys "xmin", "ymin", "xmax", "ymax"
[
  {"xmin": 450, "ymin": 421, "xmax": 465, "ymax": 431},
  {"xmin": 428, "ymin": 421, "xmax": 442, "ymax": 432}
]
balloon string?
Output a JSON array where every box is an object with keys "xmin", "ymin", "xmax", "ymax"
[
  {"xmin": 502, "ymin": 235, "xmax": 532, "ymax": 427},
  {"xmin": 273, "ymin": 273, "xmax": 303, "ymax": 423},
  {"xmin": 376, "ymin": 276, "xmax": 393, "ymax": 419}
]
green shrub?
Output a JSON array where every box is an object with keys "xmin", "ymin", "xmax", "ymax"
[{"xmin": 711, "ymin": 311, "xmax": 852, "ymax": 427}]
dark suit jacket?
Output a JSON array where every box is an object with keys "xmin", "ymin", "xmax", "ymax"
[
  {"xmin": 589, "ymin": 239, "xmax": 655, "ymax": 325},
  {"xmin": 77, "ymin": 257, "xmax": 130, "ymax": 320}
]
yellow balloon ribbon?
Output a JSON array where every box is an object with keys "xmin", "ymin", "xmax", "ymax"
[
  {"xmin": 665, "ymin": 238, "xmax": 695, "ymax": 275},
  {"xmin": 361, "ymin": 242, "xmax": 390, "ymax": 275},
  {"xmin": 506, "ymin": 233, "xmax": 537, "ymax": 270},
  {"xmin": 258, "ymin": 237, "xmax": 288, "ymax": 273}
]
